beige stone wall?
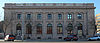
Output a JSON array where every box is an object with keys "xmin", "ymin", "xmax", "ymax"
[{"xmin": 3, "ymin": 3, "xmax": 96, "ymax": 40}]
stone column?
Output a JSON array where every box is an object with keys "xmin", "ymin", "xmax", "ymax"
[
  {"xmin": 83, "ymin": 12, "xmax": 87, "ymax": 38},
  {"xmin": 52, "ymin": 13, "xmax": 57, "ymax": 40},
  {"xmin": 73, "ymin": 12, "xmax": 77, "ymax": 35},
  {"xmin": 42, "ymin": 12, "xmax": 46, "ymax": 40},
  {"xmin": 63, "ymin": 13, "xmax": 67, "ymax": 37}
]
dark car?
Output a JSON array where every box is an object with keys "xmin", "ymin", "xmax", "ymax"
[
  {"xmin": 64, "ymin": 35, "xmax": 78, "ymax": 41},
  {"xmin": 4, "ymin": 34, "xmax": 15, "ymax": 41}
]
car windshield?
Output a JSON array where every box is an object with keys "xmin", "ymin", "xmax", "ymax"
[{"xmin": 9, "ymin": 35, "xmax": 14, "ymax": 37}]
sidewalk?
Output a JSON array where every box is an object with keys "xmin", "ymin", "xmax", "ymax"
[
  {"xmin": 78, "ymin": 38, "xmax": 87, "ymax": 41},
  {"xmin": 0, "ymin": 39, "xmax": 87, "ymax": 42},
  {"xmin": 0, "ymin": 39, "xmax": 4, "ymax": 42},
  {"xmin": 0, "ymin": 39, "xmax": 22, "ymax": 42},
  {"xmin": 23, "ymin": 39, "xmax": 66, "ymax": 42},
  {"xmin": 23, "ymin": 39, "xmax": 87, "ymax": 42}
]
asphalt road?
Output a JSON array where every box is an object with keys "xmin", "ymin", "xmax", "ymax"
[{"xmin": 0, "ymin": 41, "xmax": 100, "ymax": 43}]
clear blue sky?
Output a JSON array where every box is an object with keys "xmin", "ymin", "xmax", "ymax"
[{"xmin": 0, "ymin": 0, "xmax": 100, "ymax": 21}]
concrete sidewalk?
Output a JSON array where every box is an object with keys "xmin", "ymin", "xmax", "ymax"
[
  {"xmin": 0, "ymin": 39, "xmax": 22, "ymax": 42},
  {"xmin": 0, "ymin": 39, "xmax": 87, "ymax": 42},
  {"xmin": 0, "ymin": 39, "xmax": 4, "ymax": 41},
  {"xmin": 23, "ymin": 39, "xmax": 66, "ymax": 42},
  {"xmin": 23, "ymin": 39, "xmax": 87, "ymax": 42},
  {"xmin": 78, "ymin": 38, "xmax": 87, "ymax": 41}
]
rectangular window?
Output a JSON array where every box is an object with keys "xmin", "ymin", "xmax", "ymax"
[
  {"xmin": 27, "ymin": 14, "xmax": 31, "ymax": 19},
  {"xmin": 77, "ymin": 14, "xmax": 82, "ymax": 19},
  {"xmin": 68, "ymin": 14, "xmax": 72, "ymax": 19},
  {"xmin": 17, "ymin": 14, "xmax": 21, "ymax": 19},
  {"xmin": 37, "ymin": 14, "xmax": 41, "ymax": 19},
  {"xmin": 58, "ymin": 14, "xmax": 62, "ymax": 19},
  {"xmin": 48, "ymin": 14, "xmax": 52, "ymax": 19}
]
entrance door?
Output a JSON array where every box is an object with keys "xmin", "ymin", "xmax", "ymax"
[
  {"xmin": 16, "ymin": 23, "xmax": 22, "ymax": 40},
  {"xmin": 77, "ymin": 23, "xmax": 83, "ymax": 38},
  {"xmin": 67, "ymin": 23, "xmax": 73, "ymax": 35},
  {"xmin": 67, "ymin": 30, "xmax": 72, "ymax": 35},
  {"xmin": 17, "ymin": 30, "xmax": 22, "ymax": 36}
]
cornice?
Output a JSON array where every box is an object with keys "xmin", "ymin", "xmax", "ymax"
[{"xmin": 3, "ymin": 6, "xmax": 96, "ymax": 9}]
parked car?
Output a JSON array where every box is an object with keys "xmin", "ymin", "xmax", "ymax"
[
  {"xmin": 87, "ymin": 36, "xmax": 100, "ymax": 41},
  {"xmin": 4, "ymin": 34, "xmax": 15, "ymax": 41},
  {"xmin": 64, "ymin": 35, "xmax": 78, "ymax": 41}
]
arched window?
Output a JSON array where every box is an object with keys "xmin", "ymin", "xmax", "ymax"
[
  {"xmin": 26, "ymin": 23, "xmax": 32, "ymax": 34},
  {"xmin": 67, "ymin": 23, "xmax": 73, "ymax": 35},
  {"xmin": 47, "ymin": 23, "xmax": 52, "ymax": 34},
  {"xmin": 16, "ymin": 23, "xmax": 21, "ymax": 30},
  {"xmin": 37, "ymin": 23, "xmax": 42, "ymax": 34},
  {"xmin": 77, "ymin": 13, "xmax": 82, "ymax": 19},
  {"xmin": 57, "ymin": 23, "xmax": 63, "ymax": 34},
  {"xmin": 68, "ymin": 14, "xmax": 72, "ymax": 19},
  {"xmin": 67, "ymin": 23, "xmax": 73, "ymax": 29},
  {"xmin": 58, "ymin": 14, "xmax": 62, "ymax": 19},
  {"xmin": 77, "ymin": 23, "xmax": 82, "ymax": 30}
]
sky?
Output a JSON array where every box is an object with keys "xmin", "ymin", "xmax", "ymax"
[{"xmin": 0, "ymin": 0, "xmax": 100, "ymax": 21}]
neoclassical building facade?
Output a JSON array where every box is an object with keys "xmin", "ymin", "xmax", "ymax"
[{"xmin": 3, "ymin": 3, "xmax": 96, "ymax": 40}]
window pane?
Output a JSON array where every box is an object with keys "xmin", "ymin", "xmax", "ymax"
[
  {"xmin": 48, "ymin": 14, "xmax": 52, "ymax": 19},
  {"xmin": 57, "ymin": 23, "xmax": 63, "ymax": 34},
  {"xmin": 17, "ymin": 14, "xmax": 21, "ymax": 19},
  {"xmin": 37, "ymin": 14, "xmax": 41, "ymax": 19},
  {"xmin": 68, "ymin": 14, "xmax": 72, "ymax": 19},
  {"xmin": 16, "ymin": 23, "xmax": 21, "ymax": 30},
  {"xmin": 27, "ymin": 14, "xmax": 31, "ymax": 19},
  {"xmin": 47, "ymin": 24, "xmax": 52, "ymax": 34},
  {"xmin": 58, "ymin": 14, "xmax": 62, "ymax": 19},
  {"xmin": 26, "ymin": 23, "xmax": 32, "ymax": 34},
  {"xmin": 37, "ymin": 24, "xmax": 42, "ymax": 34},
  {"xmin": 77, "ymin": 14, "xmax": 82, "ymax": 19}
]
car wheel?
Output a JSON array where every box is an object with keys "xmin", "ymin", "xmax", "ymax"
[
  {"xmin": 64, "ymin": 39, "xmax": 65, "ymax": 40},
  {"xmin": 4, "ymin": 40, "xmax": 7, "ymax": 42},
  {"xmin": 12, "ymin": 40, "xmax": 14, "ymax": 42},
  {"xmin": 97, "ymin": 39, "xmax": 100, "ymax": 40},
  {"xmin": 75, "ymin": 40, "xmax": 77, "ymax": 41}
]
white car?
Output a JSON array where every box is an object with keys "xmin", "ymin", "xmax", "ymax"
[
  {"xmin": 87, "ymin": 36, "xmax": 100, "ymax": 41},
  {"xmin": 4, "ymin": 35, "xmax": 15, "ymax": 41}
]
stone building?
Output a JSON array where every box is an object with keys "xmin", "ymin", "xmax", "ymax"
[{"xmin": 3, "ymin": 3, "xmax": 96, "ymax": 40}]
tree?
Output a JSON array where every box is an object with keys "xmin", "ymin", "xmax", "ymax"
[{"xmin": 3, "ymin": 12, "xmax": 14, "ymax": 36}]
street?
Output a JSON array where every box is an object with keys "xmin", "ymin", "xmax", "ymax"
[{"xmin": 0, "ymin": 41, "xmax": 100, "ymax": 43}]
